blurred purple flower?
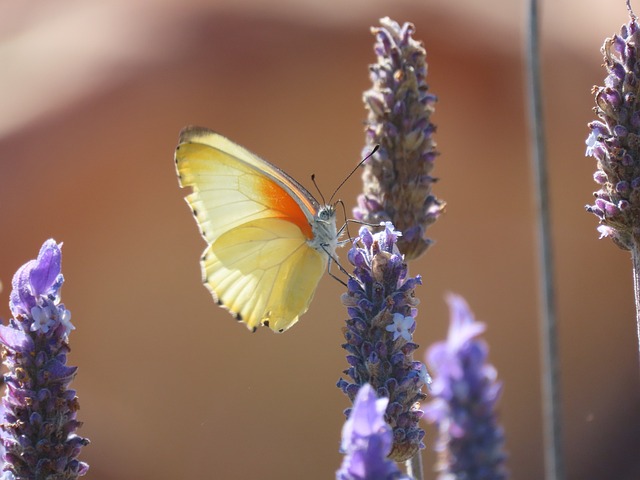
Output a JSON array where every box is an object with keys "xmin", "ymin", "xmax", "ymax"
[
  {"xmin": 337, "ymin": 224, "xmax": 427, "ymax": 462},
  {"xmin": 354, "ymin": 17, "xmax": 444, "ymax": 261},
  {"xmin": 423, "ymin": 294, "xmax": 507, "ymax": 479},
  {"xmin": 337, "ymin": 384, "xmax": 411, "ymax": 480},
  {"xmin": 1, "ymin": 240, "xmax": 88, "ymax": 479},
  {"xmin": 586, "ymin": 5, "xmax": 640, "ymax": 250}
]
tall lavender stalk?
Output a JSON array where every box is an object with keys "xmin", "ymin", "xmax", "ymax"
[
  {"xmin": 585, "ymin": 1, "xmax": 640, "ymax": 371},
  {"xmin": 423, "ymin": 294, "xmax": 507, "ymax": 479},
  {"xmin": 0, "ymin": 240, "xmax": 89, "ymax": 479},
  {"xmin": 337, "ymin": 224, "xmax": 428, "ymax": 465},
  {"xmin": 354, "ymin": 17, "xmax": 444, "ymax": 261}
]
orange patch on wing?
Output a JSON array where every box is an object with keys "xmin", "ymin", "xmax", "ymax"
[{"xmin": 255, "ymin": 176, "xmax": 313, "ymax": 239}]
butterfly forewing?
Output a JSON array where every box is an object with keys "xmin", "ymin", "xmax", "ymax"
[{"xmin": 177, "ymin": 141, "xmax": 313, "ymax": 241}]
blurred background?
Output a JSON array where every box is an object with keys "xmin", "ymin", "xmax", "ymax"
[{"xmin": 1, "ymin": 0, "xmax": 639, "ymax": 478}]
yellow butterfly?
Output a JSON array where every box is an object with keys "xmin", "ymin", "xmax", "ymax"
[{"xmin": 175, "ymin": 126, "xmax": 339, "ymax": 333}]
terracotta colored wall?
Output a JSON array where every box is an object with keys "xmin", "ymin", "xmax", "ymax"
[{"xmin": 0, "ymin": 2, "xmax": 638, "ymax": 479}]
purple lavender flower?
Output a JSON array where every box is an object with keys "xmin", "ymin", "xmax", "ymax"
[
  {"xmin": 337, "ymin": 224, "xmax": 427, "ymax": 462},
  {"xmin": 423, "ymin": 294, "xmax": 507, "ymax": 479},
  {"xmin": 1, "ymin": 240, "xmax": 89, "ymax": 479},
  {"xmin": 354, "ymin": 17, "xmax": 444, "ymax": 261},
  {"xmin": 337, "ymin": 384, "xmax": 411, "ymax": 480},
  {"xmin": 586, "ymin": 4, "xmax": 640, "ymax": 250}
]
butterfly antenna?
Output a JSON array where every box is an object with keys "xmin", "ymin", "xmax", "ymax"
[
  {"xmin": 328, "ymin": 145, "xmax": 379, "ymax": 204},
  {"xmin": 311, "ymin": 174, "xmax": 327, "ymax": 205}
]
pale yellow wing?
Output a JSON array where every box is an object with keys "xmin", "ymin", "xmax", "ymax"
[
  {"xmin": 175, "ymin": 126, "xmax": 328, "ymax": 332},
  {"xmin": 202, "ymin": 217, "xmax": 326, "ymax": 332},
  {"xmin": 176, "ymin": 126, "xmax": 318, "ymax": 243}
]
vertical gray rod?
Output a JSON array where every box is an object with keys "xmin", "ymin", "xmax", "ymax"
[{"xmin": 525, "ymin": 0, "xmax": 565, "ymax": 479}]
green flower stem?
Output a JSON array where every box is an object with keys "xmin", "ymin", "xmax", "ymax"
[{"xmin": 405, "ymin": 453, "xmax": 423, "ymax": 480}]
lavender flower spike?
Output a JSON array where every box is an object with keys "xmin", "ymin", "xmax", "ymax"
[
  {"xmin": 337, "ymin": 384, "xmax": 411, "ymax": 480},
  {"xmin": 423, "ymin": 294, "xmax": 507, "ymax": 479},
  {"xmin": 354, "ymin": 17, "xmax": 444, "ymax": 261},
  {"xmin": 1, "ymin": 240, "xmax": 89, "ymax": 479},
  {"xmin": 586, "ymin": 3, "xmax": 640, "ymax": 250},
  {"xmin": 337, "ymin": 224, "xmax": 427, "ymax": 462}
]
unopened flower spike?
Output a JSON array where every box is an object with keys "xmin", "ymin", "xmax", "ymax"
[
  {"xmin": 0, "ymin": 240, "xmax": 89, "ymax": 479},
  {"xmin": 337, "ymin": 223, "xmax": 428, "ymax": 462},
  {"xmin": 586, "ymin": 1, "xmax": 640, "ymax": 250},
  {"xmin": 336, "ymin": 384, "xmax": 411, "ymax": 480},
  {"xmin": 423, "ymin": 294, "xmax": 507, "ymax": 479},
  {"xmin": 354, "ymin": 17, "xmax": 444, "ymax": 261}
]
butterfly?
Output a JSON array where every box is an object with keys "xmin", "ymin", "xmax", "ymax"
[{"xmin": 175, "ymin": 126, "xmax": 340, "ymax": 333}]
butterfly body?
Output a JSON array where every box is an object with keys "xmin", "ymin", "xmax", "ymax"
[{"xmin": 175, "ymin": 126, "xmax": 338, "ymax": 333}]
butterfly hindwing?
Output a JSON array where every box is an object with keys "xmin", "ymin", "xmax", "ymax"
[{"xmin": 202, "ymin": 217, "xmax": 326, "ymax": 332}]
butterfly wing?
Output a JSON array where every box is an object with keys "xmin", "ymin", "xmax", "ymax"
[
  {"xmin": 201, "ymin": 217, "xmax": 327, "ymax": 332},
  {"xmin": 175, "ymin": 126, "xmax": 327, "ymax": 332}
]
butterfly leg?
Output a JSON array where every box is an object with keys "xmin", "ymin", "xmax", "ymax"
[
  {"xmin": 321, "ymin": 244, "xmax": 355, "ymax": 287},
  {"xmin": 326, "ymin": 257, "xmax": 348, "ymax": 287}
]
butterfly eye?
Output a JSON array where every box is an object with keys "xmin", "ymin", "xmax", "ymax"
[{"xmin": 318, "ymin": 206, "xmax": 336, "ymax": 221}]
